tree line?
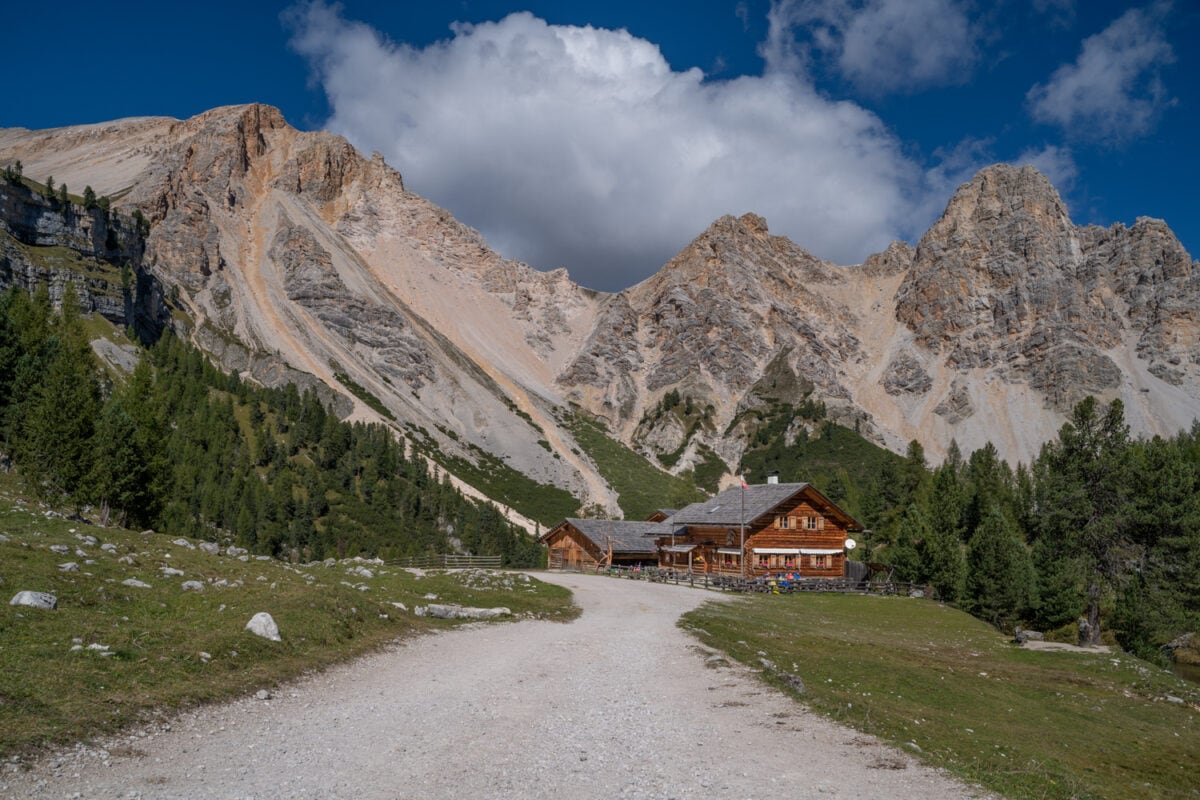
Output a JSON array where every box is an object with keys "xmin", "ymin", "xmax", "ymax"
[
  {"xmin": 863, "ymin": 399, "xmax": 1199, "ymax": 663},
  {"xmin": 0, "ymin": 284, "xmax": 543, "ymax": 567}
]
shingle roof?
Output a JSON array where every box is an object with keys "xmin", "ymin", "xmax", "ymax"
[
  {"xmin": 560, "ymin": 518, "xmax": 670, "ymax": 555},
  {"xmin": 667, "ymin": 482, "xmax": 812, "ymax": 526}
]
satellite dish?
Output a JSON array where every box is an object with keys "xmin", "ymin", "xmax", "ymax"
[{"xmin": 844, "ymin": 538, "xmax": 857, "ymax": 550}]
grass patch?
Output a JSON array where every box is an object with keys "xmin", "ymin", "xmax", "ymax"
[
  {"xmin": 413, "ymin": 431, "xmax": 578, "ymax": 529},
  {"xmin": 0, "ymin": 498, "xmax": 575, "ymax": 758},
  {"xmin": 333, "ymin": 372, "xmax": 395, "ymax": 421},
  {"xmin": 682, "ymin": 594, "xmax": 1199, "ymax": 800},
  {"xmin": 564, "ymin": 411, "xmax": 705, "ymax": 519}
]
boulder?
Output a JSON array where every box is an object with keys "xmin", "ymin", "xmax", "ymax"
[
  {"xmin": 181, "ymin": 581, "xmax": 205, "ymax": 592},
  {"xmin": 161, "ymin": 567, "xmax": 185, "ymax": 576},
  {"xmin": 246, "ymin": 612, "xmax": 282, "ymax": 641},
  {"xmin": 422, "ymin": 604, "xmax": 511, "ymax": 620},
  {"xmin": 199, "ymin": 542, "xmax": 220, "ymax": 555},
  {"xmin": 122, "ymin": 578, "xmax": 152, "ymax": 589},
  {"xmin": 1014, "ymin": 628, "xmax": 1045, "ymax": 644},
  {"xmin": 10, "ymin": 591, "xmax": 57, "ymax": 610},
  {"xmin": 58, "ymin": 562, "xmax": 80, "ymax": 572},
  {"xmin": 172, "ymin": 538, "xmax": 196, "ymax": 550},
  {"xmin": 226, "ymin": 546, "xmax": 248, "ymax": 557}
]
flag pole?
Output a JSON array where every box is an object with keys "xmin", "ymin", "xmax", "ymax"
[{"xmin": 739, "ymin": 472, "xmax": 747, "ymax": 579}]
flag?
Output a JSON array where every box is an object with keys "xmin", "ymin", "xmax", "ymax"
[{"xmin": 740, "ymin": 474, "xmax": 749, "ymax": 490}]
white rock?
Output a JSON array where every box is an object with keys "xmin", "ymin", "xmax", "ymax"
[
  {"xmin": 171, "ymin": 538, "xmax": 196, "ymax": 550},
  {"xmin": 424, "ymin": 604, "xmax": 512, "ymax": 620},
  {"xmin": 59, "ymin": 562, "xmax": 80, "ymax": 572},
  {"xmin": 255, "ymin": 689, "xmax": 272, "ymax": 700},
  {"xmin": 0, "ymin": 534, "xmax": 9, "ymax": 542},
  {"xmin": 245, "ymin": 612, "xmax": 281, "ymax": 642},
  {"xmin": 122, "ymin": 579, "xmax": 151, "ymax": 589},
  {"xmin": 226, "ymin": 546, "xmax": 248, "ymax": 557},
  {"xmin": 390, "ymin": 602, "xmax": 408, "ymax": 612},
  {"xmin": 50, "ymin": 545, "xmax": 69, "ymax": 554},
  {"xmin": 181, "ymin": 581, "xmax": 205, "ymax": 592},
  {"xmin": 10, "ymin": 591, "xmax": 57, "ymax": 610},
  {"xmin": 100, "ymin": 543, "xmax": 117, "ymax": 553},
  {"xmin": 198, "ymin": 542, "xmax": 219, "ymax": 555},
  {"xmin": 161, "ymin": 567, "xmax": 185, "ymax": 576},
  {"xmin": 348, "ymin": 566, "xmax": 374, "ymax": 579}
]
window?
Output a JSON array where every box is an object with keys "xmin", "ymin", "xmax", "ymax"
[
  {"xmin": 757, "ymin": 555, "xmax": 769, "ymax": 568},
  {"xmin": 775, "ymin": 515, "xmax": 791, "ymax": 529},
  {"xmin": 804, "ymin": 516, "xmax": 818, "ymax": 530},
  {"xmin": 813, "ymin": 555, "xmax": 828, "ymax": 569}
]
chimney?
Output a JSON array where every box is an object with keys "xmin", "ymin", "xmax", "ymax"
[{"xmin": 767, "ymin": 472, "xmax": 780, "ymax": 485}]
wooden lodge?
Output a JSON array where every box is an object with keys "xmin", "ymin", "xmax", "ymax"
[
  {"xmin": 542, "ymin": 517, "xmax": 673, "ymax": 571},
  {"xmin": 542, "ymin": 481, "xmax": 862, "ymax": 579}
]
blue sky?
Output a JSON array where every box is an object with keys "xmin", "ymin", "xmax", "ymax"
[{"xmin": 6, "ymin": 1, "xmax": 1197, "ymax": 291}]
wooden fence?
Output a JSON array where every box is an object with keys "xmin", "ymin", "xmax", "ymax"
[
  {"xmin": 390, "ymin": 554, "xmax": 503, "ymax": 569},
  {"xmin": 576, "ymin": 564, "xmax": 933, "ymax": 598}
]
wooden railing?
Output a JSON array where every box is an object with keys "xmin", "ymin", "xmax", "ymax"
[
  {"xmin": 586, "ymin": 565, "xmax": 934, "ymax": 598},
  {"xmin": 390, "ymin": 554, "xmax": 504, "ymax": 569}
]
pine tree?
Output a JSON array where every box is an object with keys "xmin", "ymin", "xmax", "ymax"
[
  {"xmin": 18, "ymin": 284, "xmax": 101, "ymax": 498},
  {"xmin": 966, "ymin": 503, "xmax": 1035, "ymax": 627},
  {"xmin": 83, "ymin": 186, "xmax": 97, "ymax": 210},
  {"xmin": 1035, "ymin": 397, "xmax": 1131, "ymax": 645}
]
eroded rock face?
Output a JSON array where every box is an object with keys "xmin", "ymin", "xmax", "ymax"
[{"xmin": 896, "ymin": 164, "xmax": 1199, "ymax": 411}]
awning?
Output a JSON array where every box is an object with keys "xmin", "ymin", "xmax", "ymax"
[
  {"xmin": 662, "ymin": 544, "xmax": 697, "ymax": 553},
  {"xmin": 716, "ymin": 548, "xmax": 742, "ymax": 555},
  {"xmin": 800, "ymin": 548, "xmax": 844, "ymax": 555},
  {"xmin": 752, "ymin": 548, "xmax": 800, "ymax": 555}
]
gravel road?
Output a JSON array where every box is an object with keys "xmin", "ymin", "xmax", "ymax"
[{"xmin": 3, "ymin": 573, "xmax": 994, "ymax": 799}]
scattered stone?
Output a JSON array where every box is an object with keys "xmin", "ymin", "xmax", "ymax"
[
  {"xmin": 140, "ymin": 529, "xmax": 155, "ymax": 536},
  {"xmin": 347, "ymin": 566, "xmax": 374, "ymax": 579},
  {"xmin": 10, "ymin": 591, "xmax": 57, "ymax": 610},
  {"xmin": 100, "ymin": 543, "xmax": 118, "ymax": 553},
  {"xmin": 255, "ymin": 689, "xmax": 272, "ymax": 701},
  {"xmin": 255, "ymin": 555, "xmax": 271, "ymax": 561},
  {"xmin": 172, "ymin": 538, "xmax": 196, "ymax": 550},
  {"xmin": 423, "ymin": 593, "xmax": 439, "ymax": 600},
  {"xmin": 198, "ymin": 542, "xmax": 220, "ymax": 555},
  {"xmin": 226, "ymin": 546, "xmax": 248, "ymax": 557},
  {"xmin": 390, "ymin": 602, "xmax": 408, "ymax": 612},
  {"xmin": 59, "ymin": 562, "xmax": 80, "ymax": 572},
  {"xmin": 161, "ymin": 567, "xmax": 185, "ymax": 577},
  {"xmin": 0, "ymin": 534, "xmax": 9, "ymax": 542},
  {"xmin": 122, "ymin": 578, "xmax": 152, "ymax": 589},
  {"xmin": 1166, "ymin": 695, "xmax": 1185, "ymax": 704},
  {"xmin": 181, "ymin": 581, "xmax": 205, "ymax": 592},
  {"xmin": 117, "ymin": 556, "xmax": 135, "ymax": 565},
  {"xmin": 50, "ymin": 545, "xmax": 70, "ymax": 554},
  {"xmin": 77, "ymin": 534, "xmax": 99, "ymax": 546},
  {"xmin": 245, "ymin": 612, "xmax": 282, "ymax": 642},
  {"xmin": 199, "ymin": 652, "xmax": 212, "ymax": 663}
]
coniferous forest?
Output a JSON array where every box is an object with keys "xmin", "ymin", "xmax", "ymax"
[
  {"xmin": 0, "ymin": 284, "xmax": 544, "ymax": 567},
  {"xmin": 760, "ymin": 403, "xmax": 1200, "ymax": 664}
]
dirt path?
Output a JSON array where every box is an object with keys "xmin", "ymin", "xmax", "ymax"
[{"xmin": 2, "ymin": 575, "xmax": 994, "ymax": 800}]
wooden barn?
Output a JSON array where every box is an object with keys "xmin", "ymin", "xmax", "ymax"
[
  {"xmin": 655, "ymin": 481, "xmax": 861, "ymax": 578},
  {"xmin": 541, "ymin": 517, "xmax": 672, "ymax": 571}
]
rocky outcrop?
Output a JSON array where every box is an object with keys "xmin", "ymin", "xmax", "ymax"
[
  {"xmin": 0, "ymin": 179, "xmax": 168, "ymax": 340},
  {"xmin": 896, "ymin": 165, "xmax": 1200, "ymax": 411}
]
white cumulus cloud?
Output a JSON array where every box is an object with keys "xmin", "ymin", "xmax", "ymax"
[
  {"xmin": 762, "ymin": 0, "xmax": 980, "ymax": 93},
  {"xmin": 286, "ymin": 2, "xmax": 941, "ymax": 290},
  {"xmin": 1026, "ymin": 3, "xmax": 1175, "ymax": 144}
]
